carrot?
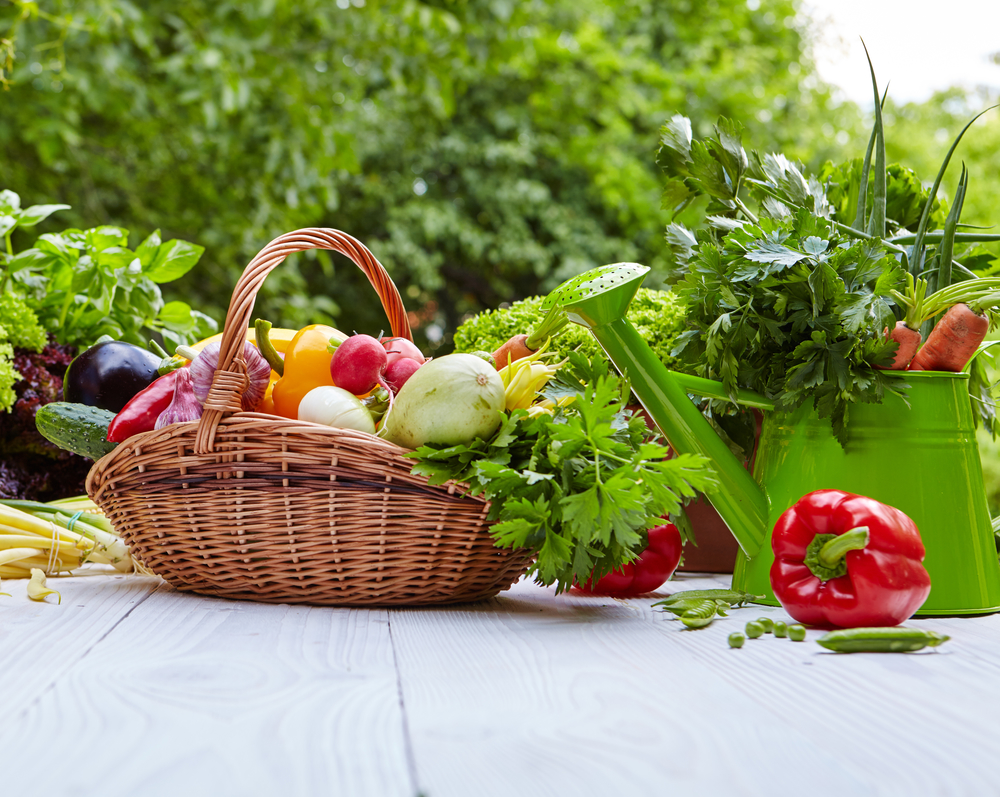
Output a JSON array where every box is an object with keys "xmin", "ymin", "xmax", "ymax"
[
  {"xmin": 491, "ymin": 334, "xmax": 533, "ymax": 369},
  {"xmin": 489, "ymin": 304, "xmax": 568, "ymax": 370},
  {"xmin": 908, "ymin": 303, "xmax": 989, "ymax": 372},
  {"xmin": 876, "ymin": 321, "xmax": 922, "ymax": 370}
]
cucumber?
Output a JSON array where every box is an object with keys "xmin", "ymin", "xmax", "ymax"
[{"xmin": 35, "ymin": 402, "xmax": 119, "ymax": 460}]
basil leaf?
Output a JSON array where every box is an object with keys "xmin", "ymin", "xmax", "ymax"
[{"xmin": 145, "ymin": 239, "xmax": 205, "ymax": 283}]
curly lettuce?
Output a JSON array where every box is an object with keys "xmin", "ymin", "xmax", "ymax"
[{"xmin": 452, "ymin": 287, "xmax": 689, "ymax": 371}]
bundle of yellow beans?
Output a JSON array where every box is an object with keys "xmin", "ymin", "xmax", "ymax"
[
  {"xmin": 0, "ymin": 496, "xmax": 133, "ymax": 580},
  {"xmin": 496, "ymin": 340, "xmax": 568, "ymax": 411}
]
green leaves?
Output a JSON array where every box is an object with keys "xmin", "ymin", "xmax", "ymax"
[
  {"xmin": 408, "ymin": 371, "xmax": 715, "ymax": 592},
  {"xmin": 145, "ymin": 238, "xmax": 206, "ymax": 284},
  {"xmin": 0, "ymin": 191, "xmax": 70, "ymax": 244},
  {"xmin": 674, "ymin": 209, "xmax": 906, "ymax": 445},
  {"xmin": 1, "ymin": 194, "xmax": 216, "ymax": 349}
]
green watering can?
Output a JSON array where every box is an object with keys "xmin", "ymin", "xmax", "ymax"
[{"xmin": 543, "ymin": 262, "xmax": 1000, "ymax": 615}]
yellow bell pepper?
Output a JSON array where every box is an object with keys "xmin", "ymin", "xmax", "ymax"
[
  {"xmin": 271, "ymin": 325, "xmax": 347, "ymax": 419},
  {"xmin": 187, "ymin": 326, "xmax": 299, "ymax": 356}
]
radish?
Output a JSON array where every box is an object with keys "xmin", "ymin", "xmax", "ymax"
[
  {"xmin": 330, "ymin": 334, "xmax": 388, "ymax": 395},
  {"xmin": 384, "ymin": 357, "xmax": 423, "ymax": 394},
  {"xmin": 381, "ymin": 336, "xmax": 425, "ymax": 365}
]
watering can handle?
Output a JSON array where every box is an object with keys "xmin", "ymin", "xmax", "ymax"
[{"xmin": 671, "ymin": 373, "xmax": 776, "ymax": 412}]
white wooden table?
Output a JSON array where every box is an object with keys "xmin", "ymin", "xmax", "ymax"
[{"xmin": 2, "ymin": 570, "xmax": 998, "ymax": 797}]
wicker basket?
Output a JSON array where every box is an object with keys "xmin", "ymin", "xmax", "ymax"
[{"xmin": 86, "ymin": 228, "xmax": 532, "ymax": 606}]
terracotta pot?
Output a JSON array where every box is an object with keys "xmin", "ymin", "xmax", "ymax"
[
  {"xmin": 677, "ymin": 496, "xmax": 740, "ymax": 573},
  {"xmin": 627, "ymin": 404, "xmax": 761, "ymax": 574}
]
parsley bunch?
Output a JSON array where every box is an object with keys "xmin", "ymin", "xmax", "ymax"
[
  {"xmin": 408, "ymin": 359, "xmax": 716, "ymax": 592},
  {"xmin": 672, "ymin": 209, "xmax": 905, "ymax": 443}
]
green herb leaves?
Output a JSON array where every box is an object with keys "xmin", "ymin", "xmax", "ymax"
[
  {"xmin": 408, "ymin": 369, "xmax": 716, "ymax": 592},
  {"xmin": 673, "ymin": 209, "xmax": 905, "ymax": 444},
  {"xmin": 0, "ymin": 190, "xmax": 216, "ymax": 351}
]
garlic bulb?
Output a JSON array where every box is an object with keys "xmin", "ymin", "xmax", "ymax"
[
  {"xmin": 155, "ymin": 368, "xmax": 203, "ymax": 429},
  {"xmin": 189, "ymin": 340, "xmax": 271, "ymax": 412}
]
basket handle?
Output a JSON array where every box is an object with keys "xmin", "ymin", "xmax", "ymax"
[{"xmin": 194, "ymin": 228, "xmax": 412, "ymax": 454}]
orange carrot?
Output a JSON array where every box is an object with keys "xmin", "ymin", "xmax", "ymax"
[
  {"xmin": 491, "ymin": 334, "xmax": 534, "ymax": 369},
  {"xmin": 877, "ymin": 321, "xmax": 922, "ymax": 370},
  {"xmin": 908, "ymin": 303, "xmax": 989, "ymax": 372}
]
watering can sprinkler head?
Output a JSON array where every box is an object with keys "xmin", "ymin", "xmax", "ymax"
[{"xmin": 541, "ymin": 263, "xmax": 649, "ymax": 330}]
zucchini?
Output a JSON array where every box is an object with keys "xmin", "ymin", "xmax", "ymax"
[{"xmin": 35, "ymin": 402, "xmax": 119, "ymax": 460}]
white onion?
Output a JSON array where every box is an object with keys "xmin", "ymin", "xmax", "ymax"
[{"xmin": 298, "ymin": 386, "xmax": 376, "ymax": 434}]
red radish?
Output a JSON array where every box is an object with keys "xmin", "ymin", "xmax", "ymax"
[
  {"xmin": 384, "ymin": 357, "xmax": 423, "ymax": 393},
  {"xmin": 877, "ymin": 321, "xmax": 922, "ymax": 370},
  {"xmin": 381, "ymin": 337, "xmax": 425, "ymax": 365},
  {"xmin": 330, "ymin": 334, "xmax": 388, "ymax": 395},
  {"xmin": 908, "ymin": 303, "xmax": 989, "ymax": 372}
]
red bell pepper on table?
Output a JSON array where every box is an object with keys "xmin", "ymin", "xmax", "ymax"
[
  {"xmin": 769, "ymin": 489, "xmax": 931, "ymax": 628},
  {"xmin": 576, "ymin": 521, "xmax": 683, "ymax": 597}
]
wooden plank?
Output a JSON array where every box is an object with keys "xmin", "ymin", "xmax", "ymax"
[
  {"xmin": 390, "ymin": 575, "xmax": 874, "ymax": 797},
  {"xmin": 0, "ymin": 578, "xmax": 414, "ymax": 797},
  {"xmin": 0, "ymin": 572, "xmax": 161, "ymax": 719},
  {"xmin": 630, "ymin": 580, "xmax": 1000, "ymax": 796}
]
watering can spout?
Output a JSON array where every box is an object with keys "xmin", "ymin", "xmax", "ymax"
[{"xmin": 542, "ymin": 263, "xmax": 770, "ymax": 558}]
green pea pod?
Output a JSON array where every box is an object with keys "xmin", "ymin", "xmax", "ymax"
[
  {"xmin": 679, "ymin": 599, "xmax": 720, "ymax": 629},
  {"xmin": 654, "ymin": 589, "xmax": 764, "ymax": 609},
  {"xmin": 659, "ymin": 598, "xmax": 712, "ymax": 616},
  {"xmin": 681, "ymin": 613, "xmax": 716, "ymax": 629},
  {"xmin": 817, "ymin": 627, "xmax": 950, "ymax": 653}
]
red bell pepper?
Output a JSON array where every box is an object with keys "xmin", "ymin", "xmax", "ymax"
[
  {"xmin": 769, "ymin": 489, "xmax": 931, "ymax": 628},
  {"xmin": 106, "ymin": 369, "xmax": 180, "ymax": 442},
  {"xmin": 576, "ymin": 521, "xmax": 683, "ymax": 598}
]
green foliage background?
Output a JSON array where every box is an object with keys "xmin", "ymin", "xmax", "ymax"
[
  {"xmin": 1, "ymin": 0, "xmax": 863, "ymax": 349},
  {"xmin": 4, "ymin": 0, "xmax": 1000, "ymax": 510}
]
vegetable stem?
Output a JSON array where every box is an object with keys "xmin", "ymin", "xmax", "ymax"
[
  {"xmin": 254, "ymin": 318, "xmax": 285, "ymax": 376},
  {"xmin": 818, "ymin": 526, "xmax": 870, "ymax": 568}
]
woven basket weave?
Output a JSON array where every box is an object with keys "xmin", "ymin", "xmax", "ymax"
[{"xmin": 87, "ymin": 228, "xmax": 531, "ymax": 606}]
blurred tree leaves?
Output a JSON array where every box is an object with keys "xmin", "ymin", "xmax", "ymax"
[{"xmin": 0, "ymin": 0, "xmax": 856, "ymax": 349}]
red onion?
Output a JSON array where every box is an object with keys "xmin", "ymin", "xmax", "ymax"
[{"xmin": 189, "ymin": 340, "xmax": 271, "ymax": 412}]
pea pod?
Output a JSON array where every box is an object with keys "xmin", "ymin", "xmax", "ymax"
[
  {"xmin": 654, "ymin": 588, "xmax": 763, "ymax": 609},
  {"xmin": 678, "ymin": 598, "xmax": 719, "ymax": 629},
  {"xmin": 817, "ymin": 627, "xmax": 950, "ymax": 653}
]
